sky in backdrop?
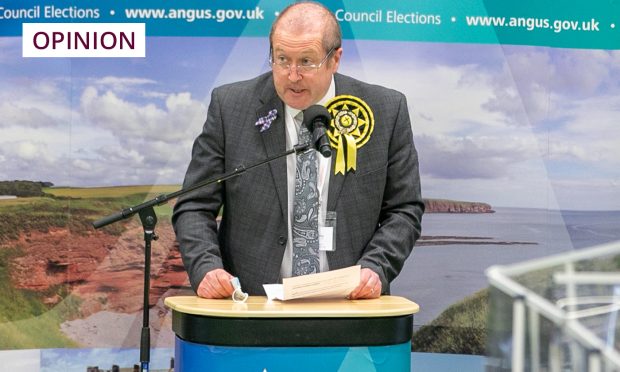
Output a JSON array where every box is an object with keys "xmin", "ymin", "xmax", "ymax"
[{"xmin": 1, "ymin": 36, "xmax": 620, "ymax": 210}]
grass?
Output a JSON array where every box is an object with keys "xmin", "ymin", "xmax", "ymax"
[
  {"xmin": 0, "ymin": 186, "xmax": 178, "ymax": 242},
  {"xmin": 0, "ymin": 294, "xmax": 82, "ymax": 348},
  {"xmin": 47, "ymin": 184, "xmax": 180, "ymax": 221},
  {"xmin": 44, "ymin": 184, "xmax": 180, "ymax": 198},
  {"xmin": 412, "ymin": 288, "xmax": 488, "ymax": 355},
  {"xmin": 0, "ymin": 246, "xmax": 81, "ymax": 348}
]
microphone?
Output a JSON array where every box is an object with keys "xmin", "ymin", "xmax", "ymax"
[{"xmin": 302, "ymin": 105, "xmax": 332, "ymax": 158}]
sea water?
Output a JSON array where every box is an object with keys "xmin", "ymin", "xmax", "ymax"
[{"xmin": 391, "ymin": 207, "xmax": 620, "ymax": 325}]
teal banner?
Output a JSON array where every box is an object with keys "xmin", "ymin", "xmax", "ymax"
[{"xmin": 1, "ymin": 0, "xmax": 619, "ymax": 49}]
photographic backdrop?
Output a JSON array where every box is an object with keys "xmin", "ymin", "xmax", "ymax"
[{"xmin": 1, "ymin": 0, "xmax": 620, "ymax": 370}]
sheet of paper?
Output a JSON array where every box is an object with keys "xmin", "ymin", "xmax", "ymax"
[
  {"xmin": 263, "ymin": 283, "xmax": 285, "ymax": 301},
  {"xmin": 263, "ymin": 265, "xmax": 360, "ymax": 301}
]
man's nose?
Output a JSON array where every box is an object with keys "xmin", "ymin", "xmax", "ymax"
[{"xmin": 288, "ymin": 65, "xmax": 302, "ymax": 82}]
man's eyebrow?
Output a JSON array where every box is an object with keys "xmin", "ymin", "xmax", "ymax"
[{"xmin": 273, "ymin": 47, "xmax": 320, "ymax": 55}]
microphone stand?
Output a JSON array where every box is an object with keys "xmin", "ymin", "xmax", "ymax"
[{"xmin": 92, "ymin": 142, "xmax": 311, "ymax": 372}]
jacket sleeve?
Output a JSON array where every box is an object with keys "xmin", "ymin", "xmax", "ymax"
[
  {"xmin": 172, "ymin": 88, "xmax": 226, "ymax": 292},
  {"xmin": 357, "ymin": 93, "xmax": 424, "ymax": 292}
]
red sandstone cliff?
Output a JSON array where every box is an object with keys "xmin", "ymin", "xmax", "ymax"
[
  {"xmin": 7, "ymin": 221, "xmax": 189, "ymax": 316},
  {"xmin": 423, "ymin": 198, "xmax": 494, "ymax": 213}
]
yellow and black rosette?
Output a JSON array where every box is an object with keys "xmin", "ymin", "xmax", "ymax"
[{"xmin": 325, "ymin": 95, "xmax": 374, "ymax": 175}]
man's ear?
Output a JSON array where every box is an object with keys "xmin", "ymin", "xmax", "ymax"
[{"xmin": 330, "ymin": 47, "xmax": 343, "ymax": 73}]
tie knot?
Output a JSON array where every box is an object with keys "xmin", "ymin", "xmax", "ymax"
[
  {"xmin": 296, "ymin": 112, "xmax": 312, "ymax": 142},
  {"xmin": 294, "ymin": 111, "xmax": 304, "ymax": 125}
]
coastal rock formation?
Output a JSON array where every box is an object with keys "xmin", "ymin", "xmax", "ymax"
[
  {"xmin": 7, "ymin": 221, "xmax": 190, "ymax": 315},
  {"xmin": 424, "ymin": 198, "xmax": 494, "ymax": 213}
]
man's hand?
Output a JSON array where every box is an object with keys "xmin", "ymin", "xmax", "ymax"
[
  {"xmin": 196, "ymin": 268, "xmax": 235, "ymax": 299},
  {"xmin": 349, "ymin": 268, "xmax": 382, "ymax": 299}
]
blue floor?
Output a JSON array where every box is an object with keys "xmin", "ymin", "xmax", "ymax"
[
  {"xmin": 0, "ymin": 347, "xmax": 488, "ymax": 371},
  {"xmin": 411, "ymin": 352, "xmax": 485, "ymax": 372}
]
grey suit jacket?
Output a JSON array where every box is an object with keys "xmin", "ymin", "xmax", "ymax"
[{"xmin": 172, "ymin": 72, "xmax": 424, "ymax": 295}]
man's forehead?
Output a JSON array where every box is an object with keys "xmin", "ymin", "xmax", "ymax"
[
  {"xmin": 272, "ymin": 29, "xmax": 323, "ymax": 48},
  {"xmin": 273, "ymin": 24, "xmax": 323, "ymax": 39}
]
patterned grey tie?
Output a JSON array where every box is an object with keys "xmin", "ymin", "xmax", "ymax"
[{"xmin": 292, "ymin": 112, "xmax": 320, "ymax": 276}]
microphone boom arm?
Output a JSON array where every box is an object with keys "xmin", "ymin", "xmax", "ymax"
[{"xmin": 92, "ymin": 141, "xmax": 311, "ymax": 229}]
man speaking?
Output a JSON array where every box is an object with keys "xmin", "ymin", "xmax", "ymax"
[{"xmin": 172, "ymin": 1, "xmax": 424, "ymax": 300}]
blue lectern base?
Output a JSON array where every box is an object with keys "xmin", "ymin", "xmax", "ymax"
[
  {"xmin": 166, "ymin": 296, "xmax": 419, "ymax": 372},
  {"xmin": 175, "ymin": 336, "xmax": 411, "ymax": 372}
]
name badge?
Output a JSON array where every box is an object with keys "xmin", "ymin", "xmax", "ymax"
[
  {"xmin": 319, "ymin": 211, "xmax": 337, "ymax": 252},
  {"xmin": 319, "ymin": 226, "xmax": 334, "ymax": 251}
]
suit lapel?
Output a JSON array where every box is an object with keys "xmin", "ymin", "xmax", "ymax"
[
  {"xmin": 327, "ymin": 74, "xmax": 349, "ymax": 211},
  {"xmin": 253, "ymin": 74, "xmax": 353, "ymax": 214},
  {"xmin": 256, "ymin": 81, "xmax": 287, "ymax": 219}
]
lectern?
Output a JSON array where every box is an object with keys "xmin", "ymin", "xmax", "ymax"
[{"xmin": 164, "ymin": 296, "xmax": 419, "ymax": 372}]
